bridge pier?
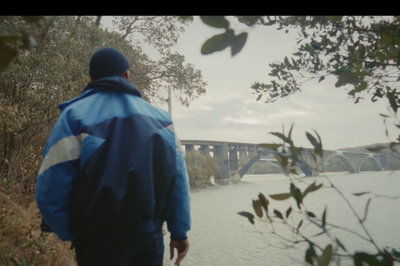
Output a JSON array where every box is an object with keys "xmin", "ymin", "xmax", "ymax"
[
  {"xmin": 200, "ymin": 145, "xmax": 210, "ymax": 157},
  {"xmin": 215, "ymin": 143, "xmax": 229, "ymax": 179},
  {"xmin": 185, "ymin": 144, "xmax": 194, "ymax": 154},
  {"xmin": 229, "ymin": 149, "xmax": 238, "ymax": 171},
  {"xmin": 238, "ymin": 146, "xmax": 248, "ymax": 168}
]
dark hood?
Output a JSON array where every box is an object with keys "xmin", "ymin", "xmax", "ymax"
[
  {"xmin": 59, "ymin": 75, "xmax": 142, "ymax": 111},
  {"xmin": 82, "ymin": 75, "xmax": 142, "ymax": 97}
]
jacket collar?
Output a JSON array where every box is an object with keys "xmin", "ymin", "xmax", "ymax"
[{"xmin": 59, "ymin": 75, "xmax": 142, "ymax": 111}]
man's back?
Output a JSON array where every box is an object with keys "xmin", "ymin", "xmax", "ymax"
[{"xmin": 36, "ymin": 47, "xmax": 190, "ymax": 266}]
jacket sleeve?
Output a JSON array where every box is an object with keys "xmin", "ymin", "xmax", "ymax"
[
  {"xmin": 166, "ymin": 125, "xmax": 191, "ymax": 240},
  {"xmin": 35, "ymin": 110, "xmax": 82, "ymax": 242}
]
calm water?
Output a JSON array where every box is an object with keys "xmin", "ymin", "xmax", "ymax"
[{"xmin": 163, "ymin": 171, "xmax": 400, "ymax": 266}]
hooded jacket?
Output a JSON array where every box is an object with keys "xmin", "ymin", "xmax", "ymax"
[{"xmin": 35, "ymin": 75, "xmax": 191, "ymax": 242}]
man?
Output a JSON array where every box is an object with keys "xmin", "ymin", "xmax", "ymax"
[{"xmin": 35, "ymin": 46, "xmax": 191, "ymax": 266}]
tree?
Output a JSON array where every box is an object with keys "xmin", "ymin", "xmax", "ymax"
[
  {"xmin": 107, "ymin": 16, "xmax": 207, "ymax": 107},
  {"xmin": 0, "ymin": 16, "xmax": 51, "ymax": 73},
  {"xmin": 197, "ymin": 16, "xmax": 400, "ymax": 107},
  {"xmin": 184, "ymin": 150, "xmax": 221, "ymax": 189},
  {"xmin": 0, "ymin": 16, "xmax": 207, "ymax": 205}
]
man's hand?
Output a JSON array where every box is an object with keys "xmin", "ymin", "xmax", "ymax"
[{"xmin": 170, "ymin": 239, "xmax": 189, "ymax": 266}]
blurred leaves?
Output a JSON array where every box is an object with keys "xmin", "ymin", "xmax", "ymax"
[
  {"xmin": 0, "ymin": 16, "xmax": 45, "ymax": 73},
  {"xmin": 238, "ymin": 211, "xmax": 255, "ymax": 224},
  {"xmin": 200, "ymin": 16, "xmax": 248, "ymax": 57},
  {"xmin": 318, "ymin": 244, "xmax": 333, "ymax": 266},
  {"xmin": 269, "ymin": 193, "xmax": 291, "ymax": 200},
  {"xmin": 258, "ymin": 193, "xmax": 269, "ymax": 215},
  {"xmin": 252, "ymin": 199, "xmax": 263, "ymax": 218},
  {"xmin": 286, "ymin": 206, "xmax": 292, "ymax": 219},
  {"xmin": 200, "ymin": 16, "xmax": 229, "ymax": 29},
  {"xmin": 303, "ymin": 182, "xmax": 323, "ymax": 199},
  {"xmin": 198, "ymin": 16, "xmax": 400, "ymax": 108},
  {"xmin": 273, "ymin": 209, "xmax": 283, "ymax": 219}
]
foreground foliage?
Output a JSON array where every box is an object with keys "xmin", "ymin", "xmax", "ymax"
[
  {"xmin": 189, "ymin": 16, "xmax": 400, "ymax": 264},
  {"xmin": 238, "ymin": 125, "xmax": 400, "ymax": 265}
]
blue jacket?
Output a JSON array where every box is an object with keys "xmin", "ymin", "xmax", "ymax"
[{"xmin": 35, "ymin": 75, "xmax": 191, "ymax": 242}]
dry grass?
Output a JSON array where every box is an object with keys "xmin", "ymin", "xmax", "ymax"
[{"xmin": 0, "ymin": 192, "xmax": 76, "ymax": 266}]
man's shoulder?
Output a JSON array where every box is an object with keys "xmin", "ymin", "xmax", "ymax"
[{"xmin": 59, "ymin": 90, "xmax": 172, "ymax": 126}]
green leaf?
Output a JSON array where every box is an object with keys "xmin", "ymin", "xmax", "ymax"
[
  {"xmin": 297, "ymin": 220, "xmax": 303, "ymax": 232},
  {"xmin": 392, "ymin": 248, "xmax": 400, "ymax": 259},
  {"xmin": 231, "ymin": 32, "xmax": 248, "ymax": 57},
  {"xmin": 305, "ymin": 242, "xmax": 317, "ymax": 264},
  {"xmin": 353, "ymin": 252, "xmax": 381, "ymax": 266},
  {"xmin": 306, "ymin": 132, "xmax": 319, "ymax": 149},
  {"xmin": 362, "ymin": 198, "xmax": 371, "ymax": 222},
  {"xmin": 336, "ymin": 237, "xmax": 347, "ymax": 252},
  {"xmin": 306, "ymin": 132, "xmax": 323, "ymax": 157},
  {"xmin": 288, "ymin": 122, "xmax": 294, "ymax": 140},
  {"xmin": 387, "ymin": 90, "xmax": 398, "ymax": 114},
  {"xmin": 252, "ymin": 199, "xmax": 263, "ymax": 218},
  {"xmin": 201, "ymin": 30, "xmax": 234, "ymax": 55},
  {"xmin": 354, "ymin": 81, "xmax": 368, "ymax": 93},
  {"xmin": 290, "ymin": 183, "xmax": 303, "ymax": 209},
  {"xmin": 318, "ymin": 244, "xmax": 333, "ymax": 266},
  {"xmin": 352, "ymin": 191, "xmax": 371, "ymax": 196},
  {"xmin": 237, "ymin": 16, "xmax": 261, "ymax": 27},
  {"xmin": 21, "ymin": 16, "xmax": 44, "ymax": 23},
  {"xmin": 381, "ymin": 31, "xmax": 394, "ymax": 46},
  {"xmin": 200, "ymin": 16, "xmax": 229, "ymax": 28},
  {"xmin": 334, "ymin": 70, "xmax": 360, "ymax": 85},
  {"xmin": 303, "ymin": 182, "xmax": 323, "ymax": 198},
  {"xmin": 270, "ymin": 132, "xmax": 292, "ymax": 144},
  {"xmin": 286, "ymin": 206, "xmax": 292, "ymax": 219},
  {"xmin": 322, "ymin": 207, "xmax": 327, "ymax": 228},
  {"xmin": 273, "ymin": 209, "xmax": 283, "ymax": 219},
  {"xmin": 269, "ymin": 193, "xmax": 291, "ymax": 200},
  {"xmin": 258, "ymin": 193, "xmax": 269, "ymax": 215},
  {"xmin": 307, "ymin": 211, "xmax": 316, "ymax": 218},
  {"xmin": 284, "ymin": 56, "xmax": 290, "ymax": 66},
  {"xmin": 238, "ymin": 211, "xmax": 255, "ymax": 224}
]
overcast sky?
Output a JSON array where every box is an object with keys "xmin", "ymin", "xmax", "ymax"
[{"xmin": 102, "ymin": 16, "xmax": 399, "ymax": 151}]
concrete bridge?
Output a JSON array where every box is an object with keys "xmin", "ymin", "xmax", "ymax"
[{"xmin": 181, "ymin": 140, "xmax": 389, "ymax": 180}]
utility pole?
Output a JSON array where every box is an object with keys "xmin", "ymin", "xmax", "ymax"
[{"xmin": 168, "ymin": 85, "xmax": 172, "ymax": 117}]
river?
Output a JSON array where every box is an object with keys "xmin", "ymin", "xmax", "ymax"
[{"xmin": 163, "ymin": 171, "xmax": 400, "ymax": 266}]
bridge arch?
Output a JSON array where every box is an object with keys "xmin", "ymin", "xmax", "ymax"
[
  {"xmin": 323, "ymin": 154, "xmax": 357, "ymax": 174},
  {"xmin": 238, "ymin": 149, "xmax": 274, "ymax": 178},
  {"xmin": 357, "ymin": 156, "xmax": 381, "ymax": 172},
  {"xmin": 237, "ymin": 149, "xmax": 315, "ymax": 177}
]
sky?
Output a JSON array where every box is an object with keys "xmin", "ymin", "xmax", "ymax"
[{"xmin": 101, "ymin": 16, "xmax": 399, "ymax": 151}]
